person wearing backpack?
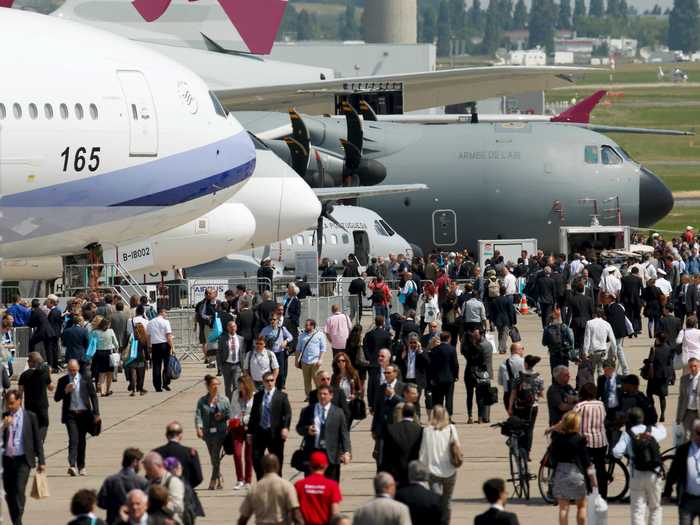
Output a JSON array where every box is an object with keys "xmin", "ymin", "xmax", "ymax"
[
  {"xmin": 369, "ymin": 276, "xmax": 391, "ymax": 320},
  {"xmin": 612, "ymin": 407, "xmax": 666, "ymax": 525},
  {"xmin": 542, "ymin": 309, "xmax": 575, "ymax": 373},
  {"xmin": 508, "ymin": 355, "xmax": 544, "ymax": 456}
]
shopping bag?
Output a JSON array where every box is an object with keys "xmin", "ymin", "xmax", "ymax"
[
  {"xmin": 85, "ymin": 332, "xmax": 98, "ymax": 360},
  {"xmin": 485, "ymin": 333, "xmax": 497, "ymax": 353},
  {"xmin": 586, "ymin": 487, "xmax": 608, "ymax": 525},
  {"xmin": 125, "ymin": 335, "xmax": 139, "ymax": 366},
  {"xmin": 208, "ymin": 314, "xmax": 223, "ymax": 342},
  {"xmin": 167, "ymin": 354, "xmax": 182, "ymax": 380},
  {"xmin": 30, "ymin": 471, "xmax": 50, "ymax": 499},
  {"xmin": 109, "ymin": 352, "xmax": 121, "ymax": 369}
]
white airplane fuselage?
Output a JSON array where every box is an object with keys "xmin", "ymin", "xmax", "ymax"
[{"xmin": 0, "ymin": 9, "xmax": 256, "ymax": 259}]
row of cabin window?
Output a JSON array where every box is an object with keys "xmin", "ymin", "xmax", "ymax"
[
  {"xmin": 0, "ymin": 102, "xmax": 98, "ymax": 121},
  {"xmin": 286, "ymin": 233, "xmax": 350, "ymax": 247}
]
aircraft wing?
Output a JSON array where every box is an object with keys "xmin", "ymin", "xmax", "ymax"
[
  {"xmin": 214, "ymin": 66, "xmax": 592, "ymax": 114},
  {"xmin": 314, "ymin": 184, "xmax": 428, "ymax": 202},
  {"xmin": 574, "ymin": 124, "xmax": 694, "ymax": 136}
]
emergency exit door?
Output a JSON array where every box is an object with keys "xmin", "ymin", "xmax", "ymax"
[
  {"xmin": 353, "ymin": 231, "xmax": 370, "ymax": 266},
  {"xmin": 117, "ymin": 70, "xmax": 158, "ymax": 157},
  {"xmin": 432, "ymin": 209, "xmax": 457, "ymax": 246}
]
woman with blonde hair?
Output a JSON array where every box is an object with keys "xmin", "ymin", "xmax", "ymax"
[
  {"xmin": 549, "ymin": 410, "xmax": 596, "ymax": 525},
  {"xmin": 127, "ymin": 322, "xmax": 149, "ymax": 396},
  {"xmin": 91, "ymin": 316, "xmax": 119, "ymax": 396},
  {"xmin": 230, "ymin": 375, "xmax": 255, "ymax": 489},
  {"xmin": 418, "ymin": 404, "xmax": 460, "ymax": 525}
]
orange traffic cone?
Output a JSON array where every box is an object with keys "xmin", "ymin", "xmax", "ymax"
[{"xmin": 519, "ymin": 294, "xmax": 529, "ymax": 315}]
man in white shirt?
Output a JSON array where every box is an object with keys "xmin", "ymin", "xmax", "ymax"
[
  {"xmin": 498, "ymin": 343, "xmax": 524, "ymax": 412},
  {"xmin": 656, "ymin": 269, "xmax": 673, "ymax": 298},
  {"xmin": 599, "ymin": 266, "xmax": 622, "ymax": 299},
  {"xmin": 583, "ymin": 308, "xmax": 618, "ymax": 377},
  {"xmin": 147, "ymin": 309, "xmax": 173, "ymax": 393},
  {"xmin": 678, "ymin": 358, "xmax": 700, "ymax": 443},
  {"xmin": 501, "ymin": 267, "xmax": 517, "ymax": 299},
  {"xmin": 244, "ymin": 337, "xmax": 280, "ymax": 389},
  {"xmin": 324, "ymin": 305, "xmax": 352, "ymax": 357},
  {"xmin": 613, "ymin": 407, "xmax": 666, "ymax": 525}
]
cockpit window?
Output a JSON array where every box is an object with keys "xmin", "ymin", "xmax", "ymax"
[
  {"xmin": 601, "ymin": 145, "xmax": 623, "ymax": 165},
  {"xmin": 209, "ymin": 91, "xmax": 227, "ymax": 118},
  {"xmin": 379, "ymin": 219, "xmax": 396, "ymax": 236},
  {"xmin": 248, "ymin": 132, "xmax": 270, "ymax": 150},
  {"xmin": 374, "ymin": 220, "xmax": 388, "ymax": 237},
  {"xmin": 584, "ymin": 145, "xmax": 599, "ymax": 164},
  {"xmin": 616, "ymin": 146, "xmax": 632, "ymax": 162}
]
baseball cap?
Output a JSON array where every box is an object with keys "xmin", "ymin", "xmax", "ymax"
[{"xmin": 309, "ymin": 451, "xmax": 329, "ymax": 468}]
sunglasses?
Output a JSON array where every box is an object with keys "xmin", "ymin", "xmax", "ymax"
[{"xmin": 337, "ymin": 359, "xmax": 347, "ymax": 363}]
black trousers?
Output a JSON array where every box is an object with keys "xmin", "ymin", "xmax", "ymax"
[
  {"xmin": 588, "ymin": 445, "xmax": 608, "ymax": 499},
  {"xmin": 252, "ymin": 429, "xmax": 285, "ymax": 480},
  {"xmin": 540, "ymin": 303, "xmax": 553, "ymax": 328},
  {"xmin": 274, "ymin": 351, "xmax": 289, "ymax": 390},
  {"xmin": 513, "ymin": 405, "xmax": 538, "ymax": 454},
  {"xmin": 28, "ymin": 335, "xmax": 48, "ymax": 361},
  {"xmin": 465, "ymin": 379, "xmax": 489, "ymax": 421},
  {"xmin": 3, "ymin": 455, "xmax": 30, "ymax": 525},
  {"xmin": 431, "ymin": 382, "xmax": 454, "ymax": 416},
  {"xmin": 151, "ymin": 343, "xmax": 171, "ymax": 392},
  {"xmin": 66, "ymin": 411, "xmax": 90, "ymax": 469},
  {"xmin": 45, "ymin": 337, "xmax": 59, "ymax": 369}
]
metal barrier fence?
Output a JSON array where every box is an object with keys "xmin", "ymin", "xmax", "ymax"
[{"xmin": 11, "ymin": 327, "xmax": 30, "ymax": 359}]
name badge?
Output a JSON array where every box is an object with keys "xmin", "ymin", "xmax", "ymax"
[{"xmin": 209, "ymin": 427, "xmax": 218, "ymax": 434}]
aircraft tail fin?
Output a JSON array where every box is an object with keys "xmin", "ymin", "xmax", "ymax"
[
  {"xmin": 550, "ymin": 90, "xmax": 606, "ymax": 124},
  {"xmin": 0, "ymin": 1, "xmax": 15, "ymax": 8}
]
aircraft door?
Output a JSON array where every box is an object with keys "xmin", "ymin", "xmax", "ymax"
[
  {"xmin": 117, "ymin": 70, "xmax": 158, "ymax": 157},
  {"xmin": 352, "ymin": 231, "xmax": 370, "ymax": 266},
  {"xmin": 432, "ymin": 209, "xmax": 457, "ymax": 246}
]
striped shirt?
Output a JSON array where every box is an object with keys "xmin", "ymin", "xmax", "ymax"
[{"xmin": 574, "ymin": 400, "xmax": 608, "ymax": 449}]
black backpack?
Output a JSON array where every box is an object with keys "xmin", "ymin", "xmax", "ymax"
[
  {"xmin": 514, "ymin": 372, "xmax": 538, "ymax": 409},
  {"xmin": 371, "ymin": 287, "xmax": 386, "ymax": 304},
  {"xmin": 545, "ymin": 324, "xmax": 569, "ymax": 353},
  {"xmin": 628, "ymin": 426, "xmax": 661, "ymax": 471}
]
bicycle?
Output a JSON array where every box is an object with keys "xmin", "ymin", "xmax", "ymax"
[
  {"xmin": 492, "ymin": 421, "xmax": 533, "ymax": 500},
  {"xmin": 538, "ymin": 449, "xmax": 630, "ymax": 504}
]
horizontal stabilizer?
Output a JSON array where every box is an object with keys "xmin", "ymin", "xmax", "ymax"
[{"xmin": 314, "ymin": 184, "xmax": 428, "ymax": 202}]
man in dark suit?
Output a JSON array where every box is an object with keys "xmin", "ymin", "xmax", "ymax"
[
  {"xmin": 45, "ymin": 295, "xmax": 63, "ymax": 372},
  {"xmin": 54, "ymin": 359, "xmax": 100, "ymax": 476},
  {"xmin": 17, "ymin": 352, "xmax": 52, "ymax": 443},
  {"xmin": 236, "ymin": 299, "xmax": 256, "ymax": 354},
  {"xmin": 398, "ymin": 310, "xmax": 420, "ymax": 346},
  {"xmin": 396, "ymin": 334, "xmax": 429, "ymax": 416},
  {"xmin": 567, "ymin": 280, "xmax": 594, "ymax": 350},
  {"xmin": 218, "ymin": 321, "xmax": 244, "ymax": 400},
  {"xmin": 536, "ymin": 266, "xmax": 557, "ymax": 328},
  {"xmin": 296, "ymin": 384, "xmax": 351, "ymax": 481},
  {"xmin": 676, "ymin": 273, "xmax": 694, "ymax": 325},
  {"xmin": 363, "ymin": 316, "xmax": 393, "ymax": 404},
  {"xmin": 663, "ymin": 418, "xmax": 700, "ymax": 518},
  {"xmin": 308, "ymin": 369, "xmax": 351, "ymax": 423},
  {"xmin": 152, "ymin": 421, "xmax": 203, "ymax": 493},
  {"xmin": 2, "ymin": 389, "xmax": 46, "ymax": 525},
  {"xmin": 254, "ymin": 291, "xmax": 277, "ymax": 333},
  {"xmin": 395, "ymin": 460, "xmax": 443, "ymax": 524},
  {"xmin": 474, "ymin": 478, "xmax": 519, "ymax": 525},
  {"xmin": 427, "ymin": 332, "xmax": 459, "ymax": 416},
  {"xmin": 380, "ymin": 403, "xmax": 422, "ymax": 487},
  {"xmin": 621, "ymin": 267, "xmax": 644, "ymax": 334},
  {"xmin": 27, "ymin": 298, "xmax": 55, "ymax": 360},
  {"xmin": 247, "ymin": 371, "xmax": 292, "ymax": 479},
  {"xmin": 371, "ymin": 364, "xmax": 405, "ymax": 467},
  {"xmin": 97, "ymin": 448, "xmax": 149, "ymax": 525}
]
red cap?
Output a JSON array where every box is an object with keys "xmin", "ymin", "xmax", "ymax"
[{"xmin": 309, "ymin": 451, "xmax": 329, "ymax": 468}]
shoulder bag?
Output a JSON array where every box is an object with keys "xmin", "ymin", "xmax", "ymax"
[
  {"xmin": 295, "ymin": 331, "xmax": 317, "ymax": 369},
  {"xmin": 674, "ymin": 330, "xmax": 687, "ymax": 370},
  {"xmin": 641, "ymin": 346, "xmax": 655, "ymax": 381},
  {"xmin": 449, "ymin": 425, "xmax": 463, "ymax": 468}
]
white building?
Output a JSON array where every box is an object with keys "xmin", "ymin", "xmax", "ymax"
[{"xmin": 506, "ymin": 48, "xmax": 547, "ymax": 66}]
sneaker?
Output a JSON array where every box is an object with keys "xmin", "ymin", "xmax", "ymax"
[
  {"xmin": 67, "ymin": 467, "xmax": 78, "ymax": 477},
  {"xmin": 244, "ymin": 483, "xmax": 251, "ymax": 492},
  {"xmin": 234, "ymin": 481, "xmax": 245, "ymax": 490},
  {"xmin": 79, "ymin": 468, "xmax": 87, "ymax": 476}
]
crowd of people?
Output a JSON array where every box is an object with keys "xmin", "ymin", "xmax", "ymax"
[{"xmin": 6, "ymin": 229, "xmax": 700, "ymax": 523}]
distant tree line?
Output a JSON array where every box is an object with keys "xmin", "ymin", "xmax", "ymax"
[{"xmin": 279, "ymin": 0, "xmax": 698, "ymax": 55}]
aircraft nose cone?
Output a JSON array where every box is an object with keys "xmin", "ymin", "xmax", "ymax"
[
  {"xmin": 280, "ymin": 176, "xmax": 322, "ymax": 237},
  {"xmin": 639, "ymin": 166, "xmax": 673, "ymax": 227}
]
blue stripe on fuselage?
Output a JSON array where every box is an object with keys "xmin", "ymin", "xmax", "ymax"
[{"xmin": 1, "ymin": 131, "xmax": 256, "ymax": 208}]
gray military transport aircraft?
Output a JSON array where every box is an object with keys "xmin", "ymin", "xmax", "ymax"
[{"xmin": 239, "ymin": 110, "xmax": 675, "ymax": 253}]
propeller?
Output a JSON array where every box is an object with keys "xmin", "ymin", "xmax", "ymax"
[
  {"xmin": 359, "ymin": 100, "xmax": 378, "ymax": 121},
  {"xmin": 340, "ymin": 102, "xmax": 386, "ymax": 187}
]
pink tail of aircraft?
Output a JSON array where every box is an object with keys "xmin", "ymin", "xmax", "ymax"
[
  {"xmin": 0, "ymin": 1, "xmax": 15, "ymax": 7},
  {"xmin": 131, "ymin": 0, "xmax": 288, "ymax": 55},
  {"xmin": 550, "ymin": 90, "xmax": 607, "ymax": 124}
]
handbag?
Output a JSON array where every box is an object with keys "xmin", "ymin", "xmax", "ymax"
[
  {"xmin": 296, "ymin": 331, "xmax": 317, "ymax": 369},
  {"xmin": 168, "ymin": 354, "xmax": 182, "ymax": 380},
  {"xmin": 471, "ymin": 366, "xmax": 490, "ymax": 385},
  {"xmin": 207, "ymin": 313, "xmax": 223, "ymax": 342},
  {"xmin": 448, "ymin": 425, "xmax": 463, "ymax": 468},
  {"xmin": 30, "ymin": 471, "xmax": 50, "ymax": 499},
  {"xmin": 350, "ymin": 397, "xmax": 367, "ymax": 420},
  {"xmin": 641, "ymin": 347, "xmax": 655, "ymax": 381},
  {"xmin": 88, "ymin": 417, "xmax": 102, "ymax": 437},
  {"xmin": 109, "ymin": 351, "xmax": 121, "ymax": 369},
  {"xmin": 291, "ymin": 441, "xmax": 307, "ymax": 472},
  {"xmin": 510, "ymin": 325, "xmax": 521, "ymax": 343}
]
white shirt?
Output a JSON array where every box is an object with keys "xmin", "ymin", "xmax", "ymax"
[
  {"xmin": 599, "ymin": 272, "xmax": 622, "ymax": 297},
  {"xmin": 69, "ymin": 373, "xmax": 87, "ymax": 411},
  {"xmin": 247, "ymin": 350, "xmax": 279, "ymax": 382},
  {"xmin": 604, "ymin": 373, "xmax": 619, "ymax": 409},
  {"xmin": 419, "ymin": 424, "xmax": 461, "ymax": 478},
  {"xmin": 226, "ymin": 334, "xmax": 240, "ymax": 364},
  {"xmin": 677, "ymin": 329, "xmax": 700, "ymax": 363},
  {"xmin": 570, "ymin": 260, "xmax": 585, "ymax": 276},
  {"xmin": 690, "ymin": 372, "xmax": 700, "ymax": 410},
  {"xmin": 313, "ymin": 402, "xmax": 331, "ymax": 448},
  {"xmin": 583, "ymin": 318, "xmax": 618, "ymax": 357},
  {"xmin": 656, "ymin": 277, "xmax": 673, "ymax": 297},
  {"xmin": 131, "ymin": 315, "xmax": 149, "ymax": 332},
  {"xmin": 498, "ymin": 355, "xmax": 524, "ymax": 390},
  {"xmin": 147, "ymin": 316, "xmax": 172, "ymax": 345},
  {"xmin": 612, "ymin": 423, "xmax": 667, "ymax": 472},
  {"xmin": 406, "ymin": 350, "xmax": 417, "ymax": 379},
  {"xmin": 503, "ymin": 272, "xmax": 517, "ymax": 295}
]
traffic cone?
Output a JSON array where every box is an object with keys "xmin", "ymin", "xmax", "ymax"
[{"xmin": 519, "ymin": 294, "xmax": 529, "ymax": 315}]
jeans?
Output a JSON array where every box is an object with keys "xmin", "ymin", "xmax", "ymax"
[
  {"xmin": 222, "ymin": 362, "xmax": 242, "ymax": 402},
  {"xmin": 429, "ymin": 472, "xmax": 457, "ymax": 525},
  {"xmin": 66, "ymin": 411, "xmax": 89, "ymax": 469},
  {"xmin": 274, "ymin": 351, "xmax": 289, "ymax": 389},
  {"xmin": 680, "ymin": 495, "xmax": 700, "ymax": 525},
  {"xmin": 349, "ymin": 295, "xmax": 362, "ymax": 324},
  {"xmin": 615, "ymin": 337, "xmax": 631, "ymax": 375},
  {"xmin": 497, "ymin": 326, "xmax": 510, "ymax": 353},
  {"xmin": 204, "ymin": 433, "xmax": 225, "ymax": 482},
  {"xmin": 233, "ymin": 435, "xmax": 253, "ymax": 484},
  {"xmin": 150, "ymin": 343, "xmax": 171, "ymax": 391},
  {"xmin": 373, "ymin": 305, "xmax": 389, "ymax": 320},
  {"xmin": 630, "ymin": 471, "xmax": 662, "ymax": 525}
]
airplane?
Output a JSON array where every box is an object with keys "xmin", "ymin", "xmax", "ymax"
[
  {"xmin": 239, "ymin": 109, "xmax": 675, "ymax": 253},
  {"xmin": 0, "ymin": 8, "xmax": 257, "ymax": 260},
  {"xmin": 657, "ymin": 66, "xmax": 688, "ymax": 83}
]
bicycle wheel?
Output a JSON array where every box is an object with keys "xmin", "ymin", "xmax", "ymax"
[
  {"xmin": 519, "ymin": 448, "xmax": 530, "ymax": 500},
  {"xmin": 606, "ymin": 457, "xmax": 630, "ymax": 502},
  {"xmin": 537, "ymin": 461, "xmax": 556, "ymax": 505},
  {"xmin": 509, "ymin": 446, "xmax": 522, "ymax": 498}
]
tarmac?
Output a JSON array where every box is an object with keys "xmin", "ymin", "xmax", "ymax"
[{"xmin": 22, "ymin": 312, "xmax": 680, "ymax": 524}]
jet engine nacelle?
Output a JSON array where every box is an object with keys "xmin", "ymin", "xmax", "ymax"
[{"xmin": 0, "ymin": 257, "xmax": 63, "ymax": 281}]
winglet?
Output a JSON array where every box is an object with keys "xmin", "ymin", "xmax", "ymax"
[
  {"xmin": 216, "ymin": 0, "xmax": 287, "ymax": 55},
  {"xmin": 131, "ymin": 0, "xmax": 287, "ymax": 55},
  {"xmin": 0, "ymin": 1, "xmax": 15, "ymax": 7},
  {"xmin": 550, "ymin": 90, "xmax": 606, "ymax": 124}
]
